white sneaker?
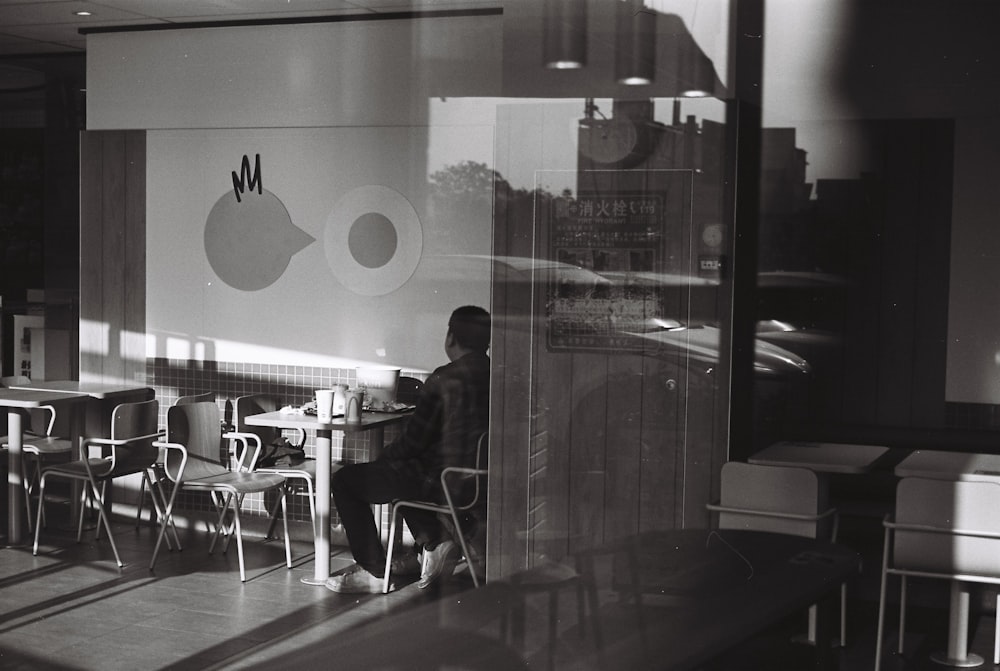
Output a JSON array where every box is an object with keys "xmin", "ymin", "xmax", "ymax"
[
  {"xmin": 418, "ymin": 540, "xmax": 460, "ymax": 589},
  {"xmin": 325, "ymin": 566, "xmax": 389, "ymax": 594}
]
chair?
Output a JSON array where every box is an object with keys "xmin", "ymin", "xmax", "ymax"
[
  {"xmin": 396, "ymin": 376, "xmax": 424, "ymax": 405},
  {"xmin": 706, "ymin": 461, "xmax": 846, "ymax": 645},
  {"xmin": 150, "ymin": 401, "xmax": 292, "ymax": 581},
  {"xmin": 230, "ymin": 394, "xmax": 316, "ymax": 540},
  {"xmin": 383, "ymin": 431, "xmax": 488, "ymax": 593},
  {"xmin": 875, "ymin": 477, "xmax": 1000, "ymax": 670},
  {"xmin": 135, "ymin": 391, "xmax": 214, "ymax": 534},
  {"xmin": 32, "ymin": 399, "xmax": 162, "ymax": 568}
]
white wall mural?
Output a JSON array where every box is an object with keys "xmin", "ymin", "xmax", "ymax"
[{"xmin": 147, "ymin": 126, "xmax": 494, "ymax": 373}]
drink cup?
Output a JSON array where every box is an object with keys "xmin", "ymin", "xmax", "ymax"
[
  {"xmin": 345, "ymin": 389, "xmax": 365, "ymax": 423},
  {"xmin": 316, "ymin": 389, "xmax": 334, "ymax": 422}
]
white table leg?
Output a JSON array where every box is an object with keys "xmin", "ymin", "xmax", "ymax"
[
  {"xmin": 7, "ymin": 410, "xmax": 23, "ymax": 545},
  {"xmin": 302, "ymin": 427, "xmax": 332, "ymax": 586},
  {"xmin": 930, "ymin": 581, "xmax": 983, "ymax": 667},
  {"xmin": 67, "ymin": 403, "xmax": 86, "ymax": 526}
]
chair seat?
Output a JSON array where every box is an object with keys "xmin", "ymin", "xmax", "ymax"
[
  {"xmin": 23, "ymin": 437, "xmax": 74, "ymax": 455},
  {"xmin": 43, "ymin": 457, "xmax": 150, "ymax": 479},
  {"xmin": 1, "ymin": 432, "xmax": 61, "ymax": 449},
  {"xmin": 259, "ymin": 457, "xmax": 316, "ymax": 478},
  {"xmin": 183, "ymin": 470, "xmax": 287, "ymax": 494}
]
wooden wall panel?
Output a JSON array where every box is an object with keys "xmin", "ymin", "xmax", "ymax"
[
  {"xmin": 79, "ymin": 132, "xmax": 105, "ymax": 381},
  {"xmin": 123, "ymin": 132, "xmax": 147, "ymax": 385},
  {"xmin": 79, "ymin": 130, "xmax": 146, "ymax": 387},
  {"xmin": 101, "ymin": 132, "xmax": 126, "ymax": 383}
]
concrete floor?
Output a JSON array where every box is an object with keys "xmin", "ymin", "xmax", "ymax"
[{"xmin": 2, "ymin": 501, "xmax": 999, "ymax": 670}]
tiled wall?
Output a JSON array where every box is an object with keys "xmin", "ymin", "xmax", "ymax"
[{"xmin": 145, "ymin": 358, "xmax": 422, "ymax": 529}]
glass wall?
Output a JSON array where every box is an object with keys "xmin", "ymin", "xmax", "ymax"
[
  {"xmin": 753, "ymin": 0, "xmax": 1000, "ymax": 450},
  {"xmin": 487, "ymin": 0, "xmax": 755, "ymax": 585}
]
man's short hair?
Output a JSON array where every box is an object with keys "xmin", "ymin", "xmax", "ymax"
[{"xmin": 449, "ymin": 305, "xmax": 491, "ymax": 352}]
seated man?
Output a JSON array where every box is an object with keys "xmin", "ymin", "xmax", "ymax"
[{"xmin": 327, "ymin": 305, "xmax": 491, "ymax": 594}]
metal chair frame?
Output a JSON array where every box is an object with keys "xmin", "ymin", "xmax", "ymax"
[
  {"xmin": 150, "ymin": 401, "xmax": 292, "ymax": 582},
  {"xmin": 383, "ymin": 431, "xmax": 488, "ymax": 593},
  {"xmin": 32, "ymin": 399, "xmax": 163, "ymax": 568}
]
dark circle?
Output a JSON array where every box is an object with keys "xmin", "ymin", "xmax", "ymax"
[{"xmin": 348, "ymin": 212, "xmax": 398, "ymax": 269}]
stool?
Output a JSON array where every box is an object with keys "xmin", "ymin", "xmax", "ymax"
[{"xmin": 507, "ymin": 559, "xmax": 601, "ymax": 671}]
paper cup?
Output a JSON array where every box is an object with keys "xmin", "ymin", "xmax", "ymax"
[{"xmin": 315, "ymin": 389, "xmax": 334, "ymax": 422}]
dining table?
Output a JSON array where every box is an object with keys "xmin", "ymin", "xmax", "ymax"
[
  {"xmin": 8, "ymin": 380, "xmax": 155, "ymax": 438},
  {"xmin": 748, "ymin": 440, "xmax": 891, "ymax": 474},
  {"xmin": 895, "ymin": 449, "xmax": 1000, "ymax": 668},
  {"xmin": 1, "ymin": 388, "xmax": 88, "ymax": 546},
  {"xmin": 245, "ymin": 408, "xmax": 412, "ymax": 585},
  {"xmin": 747, "ymin": 439, "xmax": 890, "ymax": 647},
  {"xmin": 8, "ymin": 380, "xmax": 154, "ymax": 522}
]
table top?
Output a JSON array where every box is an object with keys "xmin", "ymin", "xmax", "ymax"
[
  {"xmin": 0, "ymin": 388, "xmax": 89, "ymax": 408},
  {"xmin": 895, "ymin": 449, "xmax": 1000, "ymax": 481},
  {"xmin": 9, "ymin": 380, "xmax": 153, "ymax": 400},
  {"xmin": 244, "ymin": 409, "xmax": 412, "ymax": 432},
  {"xmin": 748, "ymin": 440, "xmax": 890, "ymax": 474}
]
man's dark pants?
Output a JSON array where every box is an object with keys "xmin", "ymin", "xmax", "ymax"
[{"xmin": 331, "ymin": 460, "xmax": 446, "ymax": 577}]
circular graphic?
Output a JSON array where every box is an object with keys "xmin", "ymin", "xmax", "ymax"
[
  {"xmin": 204, "ymin": 188, "xmax": 315, "ymax": 291},
  {"xmin": 325, "ymin": 185, "xmax": 423, "ymax": 296},
  {"xmin": 348, "ymin": 212, "xmax": 398, "ymax": 268}
]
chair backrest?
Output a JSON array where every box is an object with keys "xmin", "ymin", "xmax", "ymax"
[
  {"xmin": 233, "ymin": 394, "xmax": 281, "ymax": 443},
  {"xmin": 396, "ymin": 376, "xmax": 424, "ymax": 405},
  {"xmin": 717, "ymin": 461, "xmax": 830, "ymax": 540},
  {"xmin": 106, "ymin": 399, "xmax": 160, "ymax": 474},
  {"xmin": 176, "ymin": 391, "xmax": 214, "ymax": 405},
  {"xmin": 894, "ymin": 476, "xmax": 1000, "ymax": 576},
  {"xmin": 163, "ymin": 401, "xmax": 226, "ymax": 482},
  {"xmin": 449, "ymin": 431, "xmax": 489, "ymax": 511}
]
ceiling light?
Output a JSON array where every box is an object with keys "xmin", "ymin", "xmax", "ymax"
[
  {"xmin": 543, "ymin": 0, "xmax": 587, "ymax": 70},
  {"xmin": 73, "ymin": 11, "xmax": 93, "ymax": 17},
  {"xmin": 615, "ymin": 0, "xmax": 656, "ymax": 85}
]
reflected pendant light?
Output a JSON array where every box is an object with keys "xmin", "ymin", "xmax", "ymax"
[
  {"xmin": 543, "ymin": 0, "xmax": 587, "ymax": 69},
  {"xmin": 616, "ymin": 0, "xmax": 656, "ymax": 85}
]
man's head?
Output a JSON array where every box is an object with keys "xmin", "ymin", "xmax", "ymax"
[{"xmin": 446, "ymin": 305, "xmax": 491, "ymax": 359}]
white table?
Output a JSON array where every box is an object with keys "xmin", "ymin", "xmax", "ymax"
[
  {"xmin": 895, "ymin": 449, "xmax": 1000, "ymax": 667},
  {"xmin": 1, "ymin": 389, "xmax": 88, "ymax": 546},
  {"xmin": 245, "ymin": 409, "xmax": 411, "ymax": 585},
  {"xmin": 10, "ymin": 381, "xmax": 154, "ymax": 520},
  {"xmin": 749, "ymin": 440, "xmax": 890, "ymax": 474},
  {"xmin": 896, "ymin": 449, "xmax": 1000, "ymax": 483},
  {"xmin": 748, "ymin": 439, "xmax": 890, "ymax": 646},
  {"xmin": 10, "ymin": 381, "xmax": 154, "ymax": 438}
]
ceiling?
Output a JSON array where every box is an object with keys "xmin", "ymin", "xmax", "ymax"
[{"xmin": 0, "ymin": 0, "xmax": 501, "ymax": 56}]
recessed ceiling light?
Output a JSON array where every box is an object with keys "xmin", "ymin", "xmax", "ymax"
[{"xmin": 73, "ymin": 11, "xmax": 93, "ymax": 17}]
